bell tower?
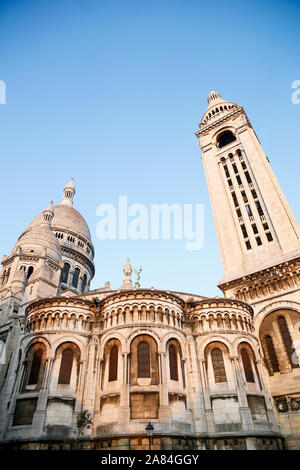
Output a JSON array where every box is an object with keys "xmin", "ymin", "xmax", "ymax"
[
  {"xmin": 195, "ymin": 91, "xmax": 300, "ymax": 293},
  {"xmin": 196, "ymin": 92, "xmax": 300, "ymax": 449}
]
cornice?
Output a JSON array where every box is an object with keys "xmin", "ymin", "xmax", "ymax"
[
  {"xmin": 219, "ymin": 257, "xmax": 300, "ymax": 290},
  {"xmin": 187, "ymin": 297, "xmax": 253, "ymax": 316},
  {"xmin": 195, "ymin": 107, "xmax": 248, "ymax": 137},
  {"xmin": 100, "ymin": 288, "xmax": 185, "ymax": 308},
  {"xmin": 26, "ymin": 296, "xmax": 97, "ymax": 315}
]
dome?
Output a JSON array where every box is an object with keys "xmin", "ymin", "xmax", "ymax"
[
  {"xmin": 29, "ymin": 204, "xmax": 92, "ymax": 242},
  {"xmin": 14, "ymin": 224, "xmax": 62, "ymax": 264},
  {"xmin": 199, "ymin": 90, "xmax": 239, "ymax": 127}
]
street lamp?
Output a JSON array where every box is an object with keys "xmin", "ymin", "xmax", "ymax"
[{"xmin": 145, "ymin": 422, "xmax": 154, "ymax": 450}]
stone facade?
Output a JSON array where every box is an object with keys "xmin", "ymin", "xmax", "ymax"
[{"xmin": 0, "ymin": 92, "xmax": 299, "ymax": 450}]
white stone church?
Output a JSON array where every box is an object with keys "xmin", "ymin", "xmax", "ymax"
[{"xmin": 0, "ymin": 91, "xmax": 300, "ymax": 450}]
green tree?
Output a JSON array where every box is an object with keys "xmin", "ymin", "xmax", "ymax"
[{"xmin": 76, "ymin": 410, "xmax": 93, "ymax": 439}]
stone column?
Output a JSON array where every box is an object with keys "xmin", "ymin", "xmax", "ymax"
[
  {"xmin": 186, "ymin": 336, "xmax": 207, "ymax": 433},
  {"xmin": 119, "ymin": 352, "xmax": 130, "ymax": 424},
  {"xmin": 75, "ymin": 359, "xmax": 86, "ymax": 413},
  {"xmin": 232, "ymin": 356, "xmax": 253, "ymax": 431},
  {"xmin": 158, "ymin": 352, "xmax": 171, "ymax": 422},
  {"xmin": 92, "ymin": 355, "xmax": 102, "ymax": 434},
  {"xmin": 199, "ymin": 357, "xmax": 214, "ymax": 432},
  {"xmin": 31, "ymin": 357, "xmax": 54, "ymax": 437},
  {"xmin": 82, "ymin": 339, "xmax": 98, "ymax": 422}
]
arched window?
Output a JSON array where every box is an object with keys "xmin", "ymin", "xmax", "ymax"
[
  {"xmin": 28, "ymin": 349, "xmax": 43, "ymax": 385},
  {"xmin": 72, "ymin": 268, "xmax": 80, "ymax": 288},
  {"xmin": 58, "ymin": 348, "xmax": 74, "ymax": 384},
  {"xmin": 26, "ymin": 266, "xmax": 34, "ymax": 280},
  {"xmin": 211, "ymin": 348, "xmax": 227, "ymax": 383},
  {"xmin": 169, "ymin": 345, "xmax": 178, "ymax": 381},
  {"xmin": 217, "ymin": 130, "xmax": 236, "ymax": 148},
  {"xmin": 137, "ymin": 342, "xmax": 150, "ymax": 378},
  {"xmin": 265, "ymin": 335, "xmax": 280, "ymax": 374},
  {"xmin": 108, "ymin": 345, "xmax": 118, "ymax": 382},
  {"xmin": 81, "ymin": 274, "xmax": 87, "ymax": 293},
  {"xmin": 278, "ymin": 316, "xmax": 299, "ymax": 368},
  {"xmin": 60, "ymin": 263, "xmax": 70, "ymax": 284},
  {"xmin": 241, "ymin": 348, "xmax": 255, "ymax": 382}
]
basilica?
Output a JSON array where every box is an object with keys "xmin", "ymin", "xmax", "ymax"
[{"xmin": 0, "ymin": 91, "xmax": 300, "ymax": 450}]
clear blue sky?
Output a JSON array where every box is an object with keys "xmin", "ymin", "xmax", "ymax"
[{"xmin": 0, "ymin": 0, "xmax": 299, "ymax": 296}]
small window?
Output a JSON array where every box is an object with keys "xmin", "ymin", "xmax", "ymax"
[
  {"xmin": 241, "ymin": 224, "xmax": 248, "ymax": 239},
  {"xmin": 231, "ymin": 192, "xmax": 239, "ymax": 208},
  {"xmin": 223, "ymin": 165, "xmax": 230, "ymax": 178},
  {"xmin": 252, "ymin": 224, "xmax": 258, "ymax": 235},
  {"xmin": 266, "ymin": 232, "xmax": 273, "ymax": 242},
  {"xmin": 26, "ymin": 266, "xmax": 34, "ymax": 280},
  {"xmin": 232, "ymin": 163, "xmax": 238, "ymax": 174},
  {"xmin": 169, "ymin": 345, "xmax": 178, "ymax": 381},
  {"xmin": 265, "ymin": 336, "xmax": 280, "ymax": 374},
  {"xmin": 278, "ymin": 316, "xmax": 299, "ymax": 368},
  {"xmin": 137, "ymin": 342, "xmax": 150, "ymax": 378},
  {"xmin": 245, "ymin": 204, "xmax": 253, "ymax": 216},
  {"xmin": 28, "ymin": 349, "xmax": 42, "ymax": 385},
  {"xmin": 255, "ymin": 201, "xmax": 264, "ymax": 217},
  {"xmin": 72, "ymin": 268, "xmax": 80, "ymax": 288},
  {"xmin": 217, "ymin": 130, "xmax": 236, "ymax": 149},
  {"xmin": 108, "ymin": 345, "xmax": 118, "ymax": 382},
  {"xmin": 58, "ymin": 348, "xmax": 74, "ymax": 384},
  {"xmin": 256, "ymin": 237, "xmax": 262, "ymax": 246},
  {"xmin": 236, "ymin": 175, "xmax": 242, "ymax": 186},
  {"xmin": 241, "ymin": 348, "xmax": 255, "ymax": 383},
  {"xmin": 81, "ymin": 274, "xmax": 87, "ymax": 293},
  {"xmin": 241, "ymin": 191, "xmax": 248, "ymax": 203},
  {"xmin": 245, "ymin": 171, "xmax": 252, "ymax": 184},
  {"xmin": 211, "ymin": 348, "xmax": 227, "ymax": 383},
  {"xmin": 246, "ymin": 240, "xmax": 251, "ymax": 250},
  {"xmin": 60, "ymin": 263, "xmax": 70, "ymax": 284},
  {"xmin": 251, "ymin": 189, "xmax": 258, "ymax": 200}
]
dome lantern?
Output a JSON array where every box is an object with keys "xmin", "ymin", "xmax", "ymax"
[
  {"xmin": 120, "ymin": 258, "xmax": 133, "ymax": 290},
  {"xmin": 60, "ymin": 177, "xmax": 75, "ymax": 206},
  {"xmin": 207, "ymin": 89, "xmax": 222, "ymax": 105},
  {"xmin": 42, "ymin": 201, "xmax": 54, "ymax": 225}
]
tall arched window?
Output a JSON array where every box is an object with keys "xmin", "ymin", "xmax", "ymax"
[
  {"xmin": 137, "ymin": 342, "xmax": 150, "ymax": 378},
  {"xmin": 72, "ymin": 268, "xmax": 80, "ymax": 288},
  {"xmin": 169, "ymin": 345, "xmax": 178, "ymax": 381},
  {"xmin": 217, "ymin": 130, "xmax": 236, "ymax": 149},
  {"xmin": 28, "ymin": 349, "xmax": 43, "ymax": 385},
  {"xmin": 211, "ymin": 348, "xmax": 227, "ymax": 383},
  {"xmin": 81, "ymin": 274, "xmax": 87, "ymax": 293},
  {"xmin": 265, "ymin": 335, "xmax": 280, "ymax": 374},
  {"xmin": 108, "ymin": 345, "xmax": 118, "ymax": 382},
  {"xmin": 60, "ymin": 263, "xmax": 70, "ymax": 284},
  {"xmin": 58, "ymin": 348, "xmax": 74, "ymax": 384},
  {"xmin": 26, "ymin": 266, "xmax": 34, "ymax": 280},
  {"xmin": 241, "ymin": 348, "xmax": 255, "ymax": 383},
  {"xmin": 278, "ymin": 316, "xmax": 299, "ymax": 368}
]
